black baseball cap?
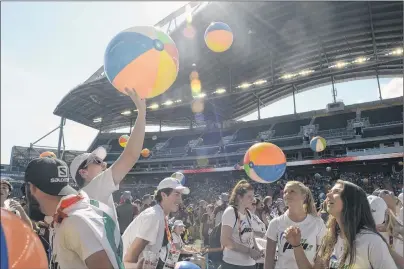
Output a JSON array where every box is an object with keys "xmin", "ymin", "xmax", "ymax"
[{"xmin": 25, "ymin": 157, "xmax": 78, "ymax": 196}]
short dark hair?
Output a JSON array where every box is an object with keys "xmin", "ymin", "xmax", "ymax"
[{"xmin": 155, "ymin": 188, "xmax": 174, "ymax": 203}]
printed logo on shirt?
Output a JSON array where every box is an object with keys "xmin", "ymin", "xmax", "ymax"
[
  {"xmin": 279, "ymin": 232, "xmax": 314, "ymax": 252},
  {"xmin": 329, "ymin": 255, "xmax": 350, "ymax": 269}
]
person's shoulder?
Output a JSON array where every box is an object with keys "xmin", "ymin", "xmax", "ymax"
[
  {"xmin": 82, "ymin": 168, "xmax": 112, "ymax": 189},
  {"xmin": 307, "ymin": 213, "xmax": 324, "ymax": 224},
  {"xmin": 224, "ymin": 206, "xmax": 235, "ymax": 214},
  {"xmin": 357, "ymin": 230, "xmax": 386, "ymax": 244}
]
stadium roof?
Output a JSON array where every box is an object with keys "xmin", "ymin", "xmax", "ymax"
[{"xmin": 54, "ymin": 1, "xmax": 403, "ymax": 131}]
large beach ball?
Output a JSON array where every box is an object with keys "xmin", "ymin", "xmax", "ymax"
[
  {"xmin": 104, "ymin": 26, "xmax": 179, "ymax": 99},
  {"xmin": 171, "ymin": 171, "xmax": 186, "ymax": 185},
  {"xmin": 243, "ymin": 142, "xmax": 286, "ymax": 183},
  {"xmin": 204, "ymin": 22, "xmax": 233, "ymax": 53},
  {"xmin": 39, "ymin": 151, "xmax": 56, "ymax": 158},
  {"xmin": 119, "ymin": 135, "xmax": 129, "ymax": 148},
  {"xmin": 1, "ymin": 209, "xmax": 48, "ymax": 269},
  {"xmin": 310, "ymin": 136, "xmax": 327, "ymax": 152}
]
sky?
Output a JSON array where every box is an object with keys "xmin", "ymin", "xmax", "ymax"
[{"xmin": 1, "ymin": 2, "xmax": 403, "ymax": 165}]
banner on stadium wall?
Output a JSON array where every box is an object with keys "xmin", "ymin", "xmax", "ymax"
[{"xmin": 179, "ymin": 152, "xmax": 404, "ymax": 174}]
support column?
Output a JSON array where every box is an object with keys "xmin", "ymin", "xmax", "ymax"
[
  {"xmin": 129, "ymin": 118, "xmax": 133, "ymax": 134},
  {"xmin": 331, "ymin": 76, "xmax": 337, "ymax": 103},
  {"xmin": 376, "ymin": 71, "xmax": 382, "ymax": 100},
  {"xmin": 57, "ymin": 117, "xmax": 65, "ymax": 158},
  {"xmin": 159, "ymin": 120, "xmax": 162, "ymax": 133},
  {"xmin": 292, "ymin": 85, "xmax": 297, "ymax": 115},
  {"xmin": 257, "ymin": 96, "xmax": 261, "ymax": 120}
]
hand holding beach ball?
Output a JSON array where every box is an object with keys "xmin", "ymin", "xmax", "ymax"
[
  {"xmin": 243, "ymin": 142, "xmax": 286, "ymax": 183},
  {"xmin": 310, "ymin": 136, "xmax": 327, "ymax": 152},
  {"xmin": 204, "ymin": 22, "xmax": 233, "ymax": 53},
  {"xmin": 119, "ymin": 135, "xmax": 129, "ymax": 148},
  {"xmin": 104, "ymin": 26, "xmax": 179, "ymax": 99}
]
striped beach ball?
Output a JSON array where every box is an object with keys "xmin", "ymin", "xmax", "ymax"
[
  {"xmin": 204, "ymin": 22, "xmax": 233, "ymax": 53},
  {"xmin": 171, "ymin": 172, "xmax": 186, "ymax": 185},
  {"xmin": 310, "ymin": 136, "xmax": 327, "ymax": 152},
  {"xmin": 1, "ymin": 209, "xmax": 48, "ymax": 269},
  {"xmin": 243, "ymin": 142, "xmax": 286, "ymax": 183},
  {"xmin": 119, "ymin": 135, "xmax": 129, "ymax": 148},
  {"xmin": 104, "ymin": 26, "xmax": 179, "ymax": 99}
]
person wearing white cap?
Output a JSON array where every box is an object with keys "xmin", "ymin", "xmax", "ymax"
[
  {"xmin": 122, "ymin": 177, "xmax": 190, "ymax": 269},
  {"xmin": 163, "ymin": 220, "xmax": 198, "ymax": 257},
  {"xmin": 69, "ymin": 88, "xmax": 146, "ymax": 225}
]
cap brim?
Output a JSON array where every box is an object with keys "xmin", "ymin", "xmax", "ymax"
[
  {"xmin": 175, "ymin": 186, "xmax": 190, "ymax": 195},
  {"xmin": 58, "ymin": 185, "xmax": 79, "ymax": 196}
]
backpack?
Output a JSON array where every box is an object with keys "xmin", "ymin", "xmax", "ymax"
[{"xmin": 208, "ymin": 206, "xmax": 251, "ymax": 262}]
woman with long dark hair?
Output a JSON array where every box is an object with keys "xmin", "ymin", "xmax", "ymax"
[
  {"xmin": 220, "ymin": 180, "xmax": 263, "ymax": 269},
  {"xmin": 284, "ymin": 180, "xmax": 397, "ymax": 269}
]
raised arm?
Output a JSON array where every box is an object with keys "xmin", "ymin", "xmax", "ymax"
[{"xmin": 111, "ymin": 88, "xmax": 146, "ymax": 185}]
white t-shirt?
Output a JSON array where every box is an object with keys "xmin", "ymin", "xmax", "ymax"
[
  {"xmin": 266, "ymin": 212, "xmax": 326, "ymax": 269},
  {"xmin": 122, "ymin": 205, "xmax": 166, "ymax": 265},
  {"xmin": 82, "ymin": 168, "xmax": 119, "ymax": 225},
  {"xmin": 221, "ymin": 206, "xmax": 256, "ymax": 266},
  {"xmin": 172, "ymin": 233, "xmax": 184, "ymax": 248},
  {"xmin": 50, "ymin": 215, "xmax": 105, "ymax": 269},
  {"xmin": 329, "ymin": 231, "xmax": 398, "ymax": 269},
  {"xmin": 251, "ymin": 213, "xmax": 266, "ymax": 235}
]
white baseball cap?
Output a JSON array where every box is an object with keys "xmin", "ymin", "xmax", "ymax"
[
  {"xmin": 367, "ymin": 195, "xmax": 387, "ymax": 225},
  {"xmin": 157, "ymin": 177, "xmax": 190, "ymax": 195},
  {"xmin": 70, "ymin": 147, "xmax": 107, "ymax": 181},
  {"xmin": 173, "ymin": 220, "xmax": 185, "ymax": 227}
]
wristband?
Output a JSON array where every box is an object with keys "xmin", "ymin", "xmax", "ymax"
[{"xmin": 292, "ymin": 243, "xmax": 301, "ymax": 248}]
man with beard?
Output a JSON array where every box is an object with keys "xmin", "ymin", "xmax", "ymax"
[{"xmin": 122, "ymin": 177, "xmax": 190, "ymax": 269}]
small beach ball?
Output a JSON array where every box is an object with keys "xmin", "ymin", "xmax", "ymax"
[
  {"xmin": 141, "ymin": 148, "xmax": 150, "ymax": 158},
  {"xmin": 39, "ymin": 151, "xmax": 56, "ymax": 158},
  {"xmin": 104, "ymin": 26, "xmax": 179, "ymax": 99},
  {"xmin": 119, "ymin": 135, "xmax": 129, "ymax": 148},
  {"xmin": 171, "ymin": 172, "xmax": 186, "ymax": 185},
  {"xmin": 310, "ymin": 136, "xmax": 327, "ymax": 152},
  {"xmin": 1, "ymin": 209, "xmax": 48, "ymax": 269},
  {"xmin": 204, "ymin": 22, "xmax": 233, "ymax": 53},
  {"xmin": 243, "ymin": 142, "xmax": 286, "ymax": 183}
]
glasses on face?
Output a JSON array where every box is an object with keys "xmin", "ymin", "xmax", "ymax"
[{"xmin": 85, "ymin": 157, "xmax": 103, "ymax": 167}]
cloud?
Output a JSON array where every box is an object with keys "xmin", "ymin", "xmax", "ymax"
[{"xmin": 381, "ymin": 78, "xmax": 403, "ymax": 99}]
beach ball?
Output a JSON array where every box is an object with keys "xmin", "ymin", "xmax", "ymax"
[
  {"xmin": 1, "ymin": 209, "xmax": 48, "ymax": 269},
  {"xmin": 119, "ymin": 135, "xmax": 129, "ymax": 148},
  {"xmin": 310, "ymin": 136, "xmax": 327, "ymax": 152},
  {"xmin": 174, "ymin": 261, "xmax": 200, "ymax": 269},
  {"xmin": 314, "ymin": 173, "xmax": 321, "ymax": 179},
  {"xmin": 39, "ymin": 151, "xmax": 56, "ymax": 158},
  {"xmin": 141, "ymin": 148, "xmax": 150, "ymax": 158},
  {"xmin": 171, "ymin": 172, "xmax": 186, "ymax": 185},
  {"xmin": 326, "ymin": 166, "xmax": 332, "ymax": 172},
  {"xmin": 104, "ymin": 26, "xmax": 179, "ymax": 99},
  {"xmin": 204, "ymin": 22, "xmax": 233, "ymax": 53},
  {"xmin": 243, "ymin": 142, "xmax": 286, "ymax": 183}
]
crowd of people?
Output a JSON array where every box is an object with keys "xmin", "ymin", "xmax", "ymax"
[{"xmin": 1, "ymin": 89, "xmax": 403, "ymax": 269}]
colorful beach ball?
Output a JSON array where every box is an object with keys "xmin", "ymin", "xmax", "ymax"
[
  {"xmin": 104, "ymin": 26, "xmax": 179, "ymax": 99},
  {"xmin": 1, "ymin": 209, "xmax": 48, "ymax": 269},
  {"xmin": 310, "ymin": 136, "xmax": 327, "ymax": 152},
  {"xmin": 243, "ymin": 142, "xmax": 286, "ymax": 184},
  {"xmin": 174, "ymin": 261, "xmax": 201, "ymax": 269},
  {"xmin": 171, "ymin": 171, "xmax": 186, "ymax": 185},
  {"xmin": 39, "ymin": 151, "xmax": 56, "ymax": 158},
  {"xmin": 141, "ymin": 148, "xmax": 150, "ymax": 158},
  {"xmin": 119, "ymin": 135, "xmax": 129, "ymax": 148},
  {"xmin": 204, "ymin": 22, "xmax": 233, "ymax": 53}
]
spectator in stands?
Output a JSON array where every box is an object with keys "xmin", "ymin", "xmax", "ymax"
[
  {"xmin": 201, "ymin": 204, "xmax": 215, "ymax": 246},
  {"xmin": 24, "ymin": 157, "xmax": 122, "ymax": 269},
  {"xmin": 122, "ymin": 177, "xmax": 190, "ymax": 269},
  {"xmin": 117, "ymin": 191, "xmax": 136, "ymax": 235},
  {"xmin": 261, "ymin": 196, "xmax": 273, "ymax": 228},
  {"xmin": 141, "ymin": 194, "xmax": 152, "ymax": 211},
  {"xmin": 69, "ymin": 88, "xmax": 146, "ymax": 227},
  {"xmin": 214, "ymin": 192, "xmax": 229, "ymax": 226},
  {"xmin": 1, "ymin": 179, "xmax": 32, "ymax": 228}
]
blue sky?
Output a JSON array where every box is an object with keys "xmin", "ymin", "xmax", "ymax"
[{"xmin": 1, "ymin": 2, "xmax": 402, "ymax": 164}]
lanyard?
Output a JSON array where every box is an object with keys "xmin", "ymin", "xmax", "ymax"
[
  {"xmin": 164, "ymin": 216, "xmax": 177, "ymax": 252},
  {"xmin": 237, "ymin": 210, "xmax": 253, "ymax": 244}
]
